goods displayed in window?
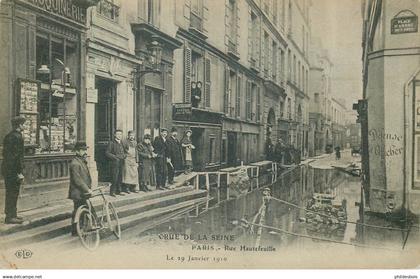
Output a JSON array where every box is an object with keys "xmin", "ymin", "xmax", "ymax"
[
  {"xmin": 25, "ymin": 31, "xmax": 80, "ymax": 154},
  {"xmin": 18, "ymin": 79, "xmax": 39, "ymax": 147}
]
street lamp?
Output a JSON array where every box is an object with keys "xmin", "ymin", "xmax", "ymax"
[{"xmin": 136, "ymin": 37, "xmax": 163, "ymax": 77}]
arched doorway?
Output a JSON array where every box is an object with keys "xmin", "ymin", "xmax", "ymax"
[{"xmin": 267, "ymin": 108, "xmax": 276, "ymax": 135}]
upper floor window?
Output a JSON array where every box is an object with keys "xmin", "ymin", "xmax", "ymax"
[
  {"xmin": 287, "ymin": 50, "xmax": 291, "ymax": 80},
  {"xmin": 272, "ymin": 42, "xmax": 277, "ymax": 80},
  {"xmin": 250, "ymin": 12, "xmax": 258, "ymax": 61},
  {"xmin": 191, "ymin": 0, "xmax": 203, "ymax": 30},
  {"xmin": 264, "ymin": 32, "xmax": 269, "ymax": 73},
  {"xmin": 227, "ymin": 0, "xmax": 237, "ymax": 51},
  {"xmin": 314, "ymin": 93, "xmax": 319, "ymax": 103},
  {"xmin": 97, "ymin": 0, "xmax": 120, "ymax": 22}
]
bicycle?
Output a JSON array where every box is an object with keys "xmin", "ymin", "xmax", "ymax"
[{"xmin": 74, "ymin": 186, "xmax": 121, "ymax": 251}]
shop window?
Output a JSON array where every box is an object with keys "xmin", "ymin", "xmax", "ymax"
[
  {"xmin": 221, "ymin": 138, "xmax": 227, "ymax": 164},
  {"xmin": 209, "ymin": 136, "xmax": 216, "ymax": 163},
  {"xmin": 33, "ymin": 33, "xmax": 79, "ymax": 154}
]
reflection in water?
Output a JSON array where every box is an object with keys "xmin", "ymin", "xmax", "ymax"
[{"xmin": 135, "ymin": 165, "xmax": 418, "ymax": 252}]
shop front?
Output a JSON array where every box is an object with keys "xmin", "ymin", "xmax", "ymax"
[
  {"xmin": 223, "ymin": 118, "xmax": 261, "ymax": 166},
  {"xmin": 172, "ymin": 104, "xmax": 223, "ymax": 171},
  {"xmin": 0, "ymin": 0, "xmax": 97, "ymax": 211}
]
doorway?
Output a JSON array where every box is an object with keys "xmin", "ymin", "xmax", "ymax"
[
  {"xmin": 227, "ymin": 132, "xmax": 237, "ymax": 166},
  {"xmin": 191, "ymin": 128, "xmax": 204, "ymax": 171},
  {"xmin": 95, "ymin": 77, "xmax": 117, "ymax": 182}
]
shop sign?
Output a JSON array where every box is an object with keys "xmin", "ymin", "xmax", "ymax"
[
  {"xmin": 391, "ymin": 14, "xmax": 418, "ymax": 34},
  {"xmin": 173, "ymin": 103, "xmax": 192, "ymax": 116},
  {"xmin": 21, "ymin": 0, "xmax": 87, "ymax": 24},
  {"xmin": 86, "ymin": 88, "xmax": 98, "ymax": 103}
]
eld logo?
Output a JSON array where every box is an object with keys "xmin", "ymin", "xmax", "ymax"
[{"xmin": 15, "ymin": 249, "xmax": 33, "ymax": 259}]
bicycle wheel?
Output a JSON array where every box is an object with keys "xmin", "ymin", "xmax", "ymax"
[
  {"xmin": 75, "ymin": 207, "xmax": 100, "ymax": 251},
  {"xmin": 105, "ymin": 202, "xmax": 121, "ymax": 239}
]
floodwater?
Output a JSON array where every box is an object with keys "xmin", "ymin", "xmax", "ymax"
[
  {"xmin": 19, "ymin": 163, "xmax": 420, "ymax": 268},
  {"xmin": 130, "ymin": 164, "xmax": 420, "ymax": 256}
]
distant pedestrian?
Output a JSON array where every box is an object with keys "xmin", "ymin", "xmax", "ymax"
[
  {"xmin": 68, "ymin": 142, "xmax": 93, "ymax": 236},
  {"xmin": 335, "ymin": 146, "xmax": 341, "ymax": 160},
  {"xmin": 106, "ymin": 129, "xmax": 127, "ymax": 197},
  {"xmin": 2, "ymin": 116, "xmax": 26, "ymax": 224},
  {"xmin": 153, "ymin": 128, "xmax": 170, "ymax": 190},
  {"xmin": 181, "ymin": 129, "xmax": 195, "ymax": 173},
  {"xmin": 122, "ymin": 131, "xmax": 139, "ymax": 193},
  {"xmin": 166, "ymin": 127, "xmax": 184, "ymax": 184},
  {"xmin": 138, "ymin": 134, "xmax": 156, "ymax": 192},
  {"xmin": 265, "ymin": 135, "xmax": 274, "ymax": 161},
  {"xmin": 274, "ymin": 138, "xmax": 285, "ymax": 164}
]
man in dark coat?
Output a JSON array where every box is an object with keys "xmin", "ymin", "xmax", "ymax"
[
  {"xmin": 1, "ymin": 116, "xmax": 26, "ymax": 224},
  {"xmin": 153, "ymin": 128, "xmax": 170, "ymax": 190},
  {"xmin": 264, "ymin": 136, "xmax": 274, "ymax": 161},
  {"xmin": 105, "ymin": 129, "xmax": 127, "ymax": 197},
  {"xmin": 68, "ymin": 142, "xmax": 93, "ymax": 236},
  {"xmin": 166, "ymin": 127, "xmax": 184, "ymax": 184},
  {"xmin": 274, "ymin": 138, "xmax": 285, "ymax": 164}
]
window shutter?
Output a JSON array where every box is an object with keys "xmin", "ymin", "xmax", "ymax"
[
  {"xmin": 224, "ymin": 66, "xmax": 230, "ymax": 114},
  {"xmin": 236, "ymin": 75, "xmax": 241, "ymax": 117},
  {"xmin": 256, "ymin": 86, "xmax": 261, "ymax": 122},
  {"xmin": 204, "ymin": 56, "xmax": 211, "ymax": 108},
  {"xmin": 184, "ymin": 46, "xmax": 192, "ymax": 103},
  {"xmin": 247, "ymin": 8, "xmax": 252, "ymax": 62},
  {"xmin": 246, "ymin": 81, "xmax": 251, "ymax": 120}
]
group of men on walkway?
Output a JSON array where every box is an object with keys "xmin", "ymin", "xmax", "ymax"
[{"xmin": 105, "ymin": 127, "xmax": 195, "ymax": 195}]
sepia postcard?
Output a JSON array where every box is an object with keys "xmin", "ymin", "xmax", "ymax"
[{"xmin": 0, "ymin": 0, "xmax": 420, "ymax": 270}]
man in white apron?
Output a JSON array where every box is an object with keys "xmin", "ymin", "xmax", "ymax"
[{"xmin": 122, "ymin": 130, "xmax": 139, "ymax": 193}]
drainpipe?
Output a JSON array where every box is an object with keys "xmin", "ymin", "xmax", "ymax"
[{"xmin": 403, "ymin": 67, "xmax": 420, "ymax": 216}]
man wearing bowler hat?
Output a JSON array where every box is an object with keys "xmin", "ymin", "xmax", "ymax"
[
  {"xmin": 1, "ymin": 116, "xmax": 26, "ymax": 224},
  {"xmin": 153, "ymin": 128, "xmax": 170, "ymax": 190},
  {"xmin": 68, "ymin": 141, "xmax": 93, "ymax": 236}
]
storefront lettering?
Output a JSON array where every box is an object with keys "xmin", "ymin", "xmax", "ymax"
[
  {"xmin": 23, "ymin": 0, "xmax": 86, "ymax": 24},
  {"xmin": 369, "ymin": 144, "xmax": 403, "ymax": 157},
  {"xmin": 368, "ymin": 129, "xmax": 403, "ymax": 157},
  {"xmin": 368, "ymin": 128, "xmax": 402, "ymax": 142}
]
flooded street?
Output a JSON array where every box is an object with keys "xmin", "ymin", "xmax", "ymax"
[{"xmin": 127, "ymin": 160, "xmax": 420, "ymax": 259}]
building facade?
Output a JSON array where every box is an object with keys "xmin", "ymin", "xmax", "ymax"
[
  {"xmin": 284, "ymin": 0, "xmax": 311, "ymax": 159},
  {"xmin": 308, "ymin": 38, "xmax": 332, "ymax": 156},
  {"xmin": 0, "ymin": 0, "xmax": 99, "ymax": 211},
  {"xmin": 361, "ymin": 0, "xmax": 420, "ymax": 215}
]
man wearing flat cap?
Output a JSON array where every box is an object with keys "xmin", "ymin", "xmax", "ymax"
[
  {"xmin": 153, "ymin": 128, "xmax": 170, "ymax": 190},
  {"xmin": 68, "ymin": 141, "xmax": 93, "ymax": 236},
  {"xmin": 1, "ymin": 116, "xmax": 26, "ymax": 224}
]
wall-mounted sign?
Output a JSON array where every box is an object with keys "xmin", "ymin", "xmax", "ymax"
[
  {"xmin": 173, "ymin": 103, "xmax": 192, "ymax": 116},
  {"xmin": 391, "ymin": 11, "xmax": 418, "ymax": 34},
  {"xmin": 21, "ymin": 0, "xmax": 87, "ymax": 24},
  {"xmin": 86, "ymin": 88, "xmax": 98, "ymax": 103}
]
